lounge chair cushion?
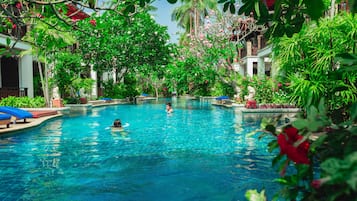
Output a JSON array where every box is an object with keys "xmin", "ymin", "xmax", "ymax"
[
  {"xmin": 0, "ymin": 114, "xmax": 11, "ymax": 120},
  {"xmin": 0, "ymin": 106, "xmax": 33, "ymax": 119},
  {"xmin": 101, "ymin": 98, "xmax": 112, "ymax": 101},
  {"xmin": 215, "ymin": 96, "xmax": 229, "ymax": 100}
]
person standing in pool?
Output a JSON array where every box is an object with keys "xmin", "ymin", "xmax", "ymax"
[{"xmin": 166, "ymin": 102, "xmax": 173, "ymax": 113}]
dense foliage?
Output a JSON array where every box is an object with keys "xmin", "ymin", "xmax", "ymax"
[
  {"xmin": 0, "ymin": 96, "xmax": 45, "ymax": 108},
  {"xmin": 74, "ymin": 6, "xmax": 172, "ymax": 98},
  {"xmin": 273, "ymin": 13, "xmax": 357, "ymax": 120},
  {"xmin": 257, "ymin": 100, "xmax": 357, "ymax": 201}
]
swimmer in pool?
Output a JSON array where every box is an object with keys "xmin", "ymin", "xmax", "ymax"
[
  {"xmin": 112, "ymin": 119, "xmax": 124, "ymax": 132},
  {"xmin": 166, "ymin": 102, "xmax": 173, "ymax": 113}
]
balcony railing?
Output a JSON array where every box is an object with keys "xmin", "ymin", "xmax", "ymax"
[{"xmin": 0, "ymin": 87, "xmax": 28, "ymax": 99}]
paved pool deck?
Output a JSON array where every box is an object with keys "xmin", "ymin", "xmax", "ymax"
[
  {"xmin": 0, "ymin": 113, "xmax": 63, "ymax": 135},
  {"xmin": 0, "ymin": 100, "xmax": 129, "ymax": 135}
]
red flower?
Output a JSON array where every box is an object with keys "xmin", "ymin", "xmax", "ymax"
[
  {"xmin": 12, "ymin": 24, "xmax": 17, "ymax": 29},
  {"xmin": 263, "ymin": 0, "xmax": 275, "ymax": 9},
  {"xmin": 15, "ymin": 2, "xmax": 22, "ymax": 9},
  {"xmin": 277, "ymin": 82, "xmax": 282, "ymax": 88},
  {"xmin": 277, "ymin": 126, "xmax": 310, "ymax": 164},
  {"xmin": 89, "ymin": 19, "xmax": 96, "ymax": 26},
  {"xmin": 245, "ymin": 100, "xmax": 257, "ymax": 109},
  {"xmin": 311, "ymin": 177, "xmax": 331, "ymax": 189},
  {"xmin": 36, "ymin": 13, "xmax": 44, "ymax": 18}
]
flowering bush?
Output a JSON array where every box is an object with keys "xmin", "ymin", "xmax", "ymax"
[{"xmin": 256, "ymin": 100, "xmax": 357, "ymax": 201}]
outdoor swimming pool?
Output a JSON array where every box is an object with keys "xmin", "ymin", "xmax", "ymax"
[{"xmin": 0, "ymin": 98, "xmax": 280, "ymax": 201}]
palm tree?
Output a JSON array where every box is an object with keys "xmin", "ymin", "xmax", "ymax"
[{"xmin": 171, "ymin": 0, "xmax": 218, "ymax": 38}]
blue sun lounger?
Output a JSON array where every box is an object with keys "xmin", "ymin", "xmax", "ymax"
[
  {"xmin": 0, "ymin": 113, "xmax": 11, "ymax": 128},
  {"xmin": 215, "ymin": 96, "xmax": 229, "ymax": 100},
  {"xmin": 0, "ymin": 106, "xmax": 33, "ymax": 123}
]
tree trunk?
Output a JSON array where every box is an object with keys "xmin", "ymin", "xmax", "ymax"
[
  {"xmin": 330, "ymin": 0, "xmax": 336, "ymax": 18},
  {"xmin": 38, "ymin": 61, "xmax": 50, "ymax": 107}
]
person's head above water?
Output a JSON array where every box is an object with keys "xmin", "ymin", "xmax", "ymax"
[
  {"xmin": 113, "ymin": 119, "xmax": 122, "ymax": 128},
  {"xmin": 166, "ymin": 102, "xmax": 173, "ymax": 113}
]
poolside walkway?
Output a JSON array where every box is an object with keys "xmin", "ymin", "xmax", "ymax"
[
  {"xmin": 0, "ymin": 100, "xmax": 129, "ymax": 135},
  {"xmin": 0, "ymin": 113, "xmax": 62, "ymax": 135}
]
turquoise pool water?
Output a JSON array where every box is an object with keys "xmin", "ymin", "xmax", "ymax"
[{"xmin": 0, "ymin": 98, "xmax": 280, "ymax": 201}]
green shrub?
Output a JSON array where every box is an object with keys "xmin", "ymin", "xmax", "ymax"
[{"xmin": 0, "ymin": 96, "xmax": 45, "ymax": 108}]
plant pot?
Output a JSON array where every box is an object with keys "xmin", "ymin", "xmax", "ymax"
[{"xmin": 80, "ymin": 97, "xmax": 87, "ymax": 104}]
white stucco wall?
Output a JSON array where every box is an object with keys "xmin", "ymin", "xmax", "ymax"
[
  {"xmin": 246, "ymin": 57, "xmax": 258, "ymax": 77},
  {"xmin": 90, "ymin": 65, "xmax": 97, "ymax": 98},
  {"xmin": 0, "ymin": 34, "xmax": 34, "ymax": 98},
  {"xmin": 19, "ymin": 55, "xmax": 34, "ymax": 98}
]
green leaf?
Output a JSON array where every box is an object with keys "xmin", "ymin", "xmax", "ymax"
[
  {"xmin": 273, "ymin": 178, "xmax": 288, "ymax": 185},
  {"xmin": 229, "ymin": 3, "xmax": 236, "ymax": 14},
  {"xmin": 303, "ymin": 0, "xmax": 326, "ymax": 21},
  {"xmin": 347, "ymin": 170, "xmax": 357, "ymax": 190},
  {"xmin": 6, "ymin": 37, "xmax": 11, "ymax": 46},
  {"xmin": 88, "ymin": 0, "xmax": 96, "ymax": 9},
  {"xmin": 167, "ymin": 0, "xmax": 178, "ymax": 3},
  {"xmin": 351, "ymin": 103, "xmax": 357, "ymax": 121},
  {"xmin": 321, "ymin": 158, "xmax": 342, "ymax": 175},
  {"xmin": 348, "ymin": 0, "xmax": 357, "ymax": 14},
  {"xmin": 265, "ymin": 124, "xmax": 276, "ymax": 135},
  {"xmin": 238, "ymin": 0, "xmax": 254, "ymax": 15},
  {"xmin": 223, "ymin": 2, "xmax": 230, "ymax": 12},
  {"xmin": 337, "ymin": 66, "xmax": 357, "ymax": 72},
  {"xmin": 309, "ymin": 134, "xmax": 327, "ymax": 152},
  {"xmin": 245, "ymin": 189, "xmax": 267, "ymax": 201},
  {"xmin": 272, "ymin": 153, "xmax": 283, "ymax": 166},
  {"xmin": 336, "ymin": 53, "xmax": 357, "ymax": 65},
  {"xmin": 139, "ymin": 0, "xmax": 146, "ymax": 7},
  {"xmin": 254, "ymin": 1, "xmax": 260, "ymax": 17},
  {"xmin": 218, "ymin": 0, "xmax": 227, "ymax": 3},
  {"xmin": 292, "ymin": 119, "xmax": 308, "ymax": 129},
  {"xmin": 307, "ymin": 121, "xmax": 323, "ymax": 132},
  {"xmin": 308, "ymin": 106, "xmax": 318, "ymax": 119},
  {"xmin": 124, "ymin": 4, "xmax": 135, "ymax": 14},
  {"xmin": 318, "ymin": 98, "xmax": 326, "ymax": 115}
]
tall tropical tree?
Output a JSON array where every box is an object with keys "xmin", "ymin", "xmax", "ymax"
[
  {"xmin": 75, "ymin": 5, "xmax": 173, "ymax": 97},
  {"xmin": 171, "ymin": 0, "xmax": 218, "ymax": 39},
  {"xmin": 21, "ymin": 19, "xmax": 76, "ymax": 106}
]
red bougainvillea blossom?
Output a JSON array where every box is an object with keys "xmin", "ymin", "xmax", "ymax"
[
  {"xmin": 277, "ymin": 126, "xmax": 310, "ymax": 164},
  {"xmin": 15, "ymin": 2, "xmax": 22, "ymax": 9},
  {"xmin": 89, "ymin": 19, "xmax": 96, "ymax": 26},
  {"xmin": 66, "ymin": 4, "xmax": 89, "ymax": 21}
]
